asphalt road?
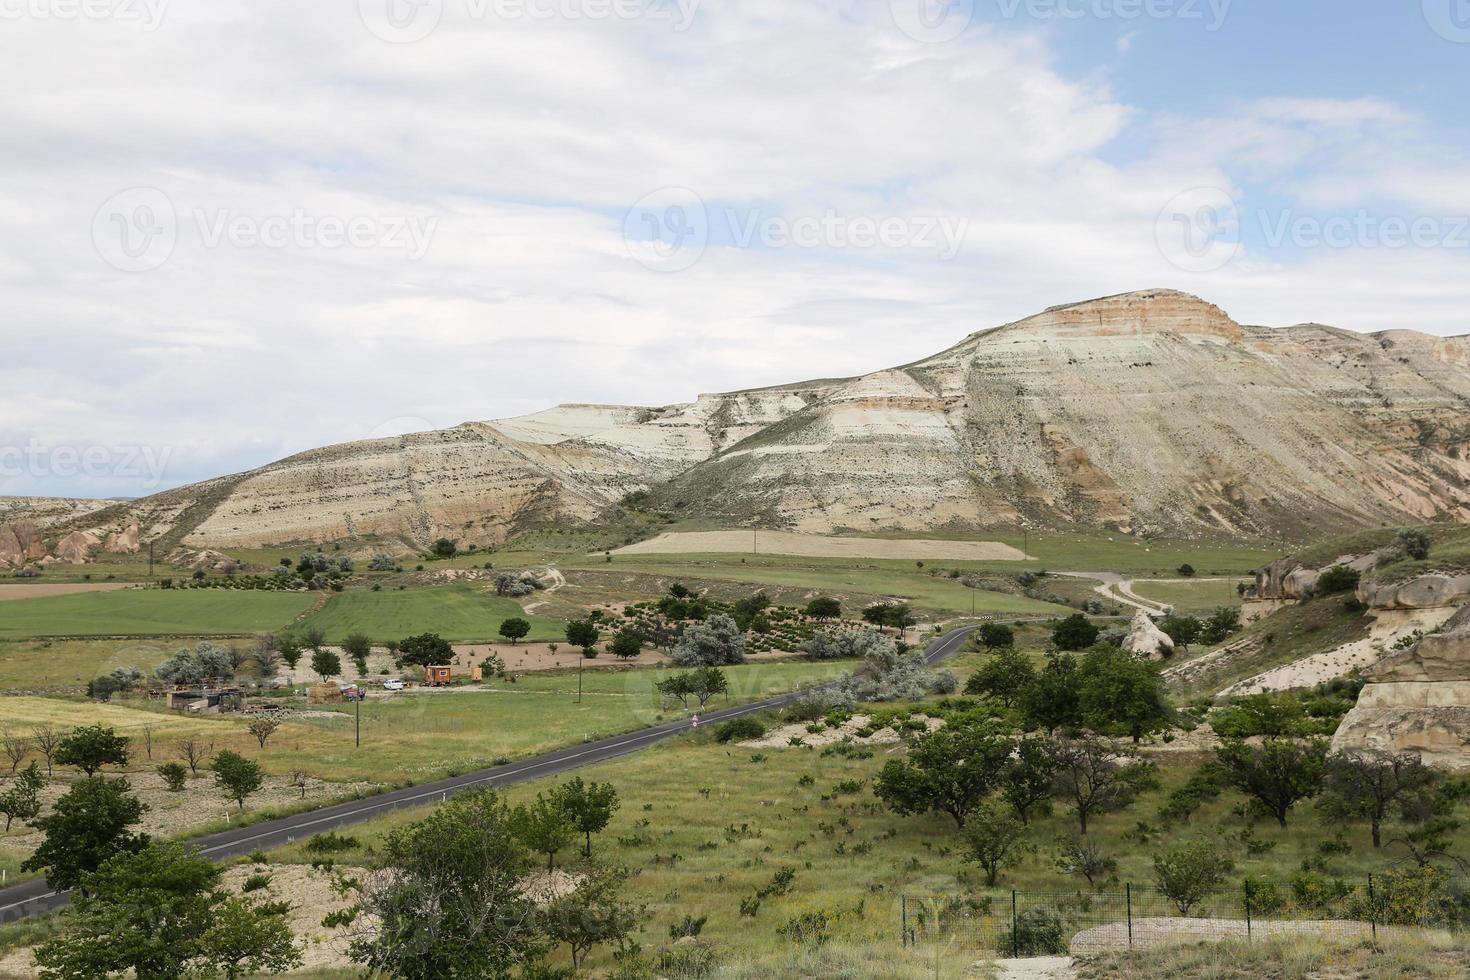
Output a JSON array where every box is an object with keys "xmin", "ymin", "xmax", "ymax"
[{"xmin": 0, "ymin": 623, "xmax": 981, "ymax": 924}]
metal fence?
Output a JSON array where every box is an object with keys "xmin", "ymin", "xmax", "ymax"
[{"xmin": 901, "ymin": 874, "xmax": 1470, "ymax": 956}]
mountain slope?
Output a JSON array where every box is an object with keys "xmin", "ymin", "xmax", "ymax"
[{"xmin": 56, "ymin": 289, "xmax": 1470, "ymax": 552}]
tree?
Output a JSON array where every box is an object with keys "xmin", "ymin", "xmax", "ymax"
[
  {"xmin": 804, "ymin": 596, "xmax": 841, "ymax": 621},
  {"xmin": 1076, "ymin": 646, "xmax": 1169, "ymax": 742},
  {"xmin": 961, "ymin": 803, "xmax": 1029, "ymax": 886},
  {"xmin": 397, "ymin": 632, "xmax": 454, "ymax": 668},
  {"xmin": 32, "ymin": 841, "xmax": 299, "ymax": 980},
  {"xmin": 251, "ymin": 633, "xmax": 283, "ymax": 676},
  {"xmin": 513, "ymin": 793, "xmax": 578, "ymax": 871},
  {"xmin": 0, "ymin": 761, "xmax": 43, "ymax": 831},
  {"xmin": 1051, "ymin": 736, "xmax": 1156, "ymax": 834},
  {"xmin": 1055, "ymin": 835, "xmax": 1116, "ymax": 889},
  {"xmin": 1397, "ymin": 527, "xmax": 1431, "ymax": 562},
  {"xmin": 302, "ymin": 627, "xmax": 327, "ymax": 652},
  {"xmin": 31, "ymin": 724, "xmax": 65, "ymax": 776},
  {"xmin": 158, "ymin": 761, "xmax": 188, "ymax": 791},
  {"xmin": 1321, "ymin": 749, "xmax": 1437, "ymax": 848},
  {"xmin": 977, "ymin": 622, "xmax": 1015, "ymax": 650},
  {"xmin": 21, "ymin": 776, "xmax": 148, "ymax": 891},
  {"xmin": 1177, "ymin": 563, "xmax": 1196, "ymax": 577},
  {"xmin": 1199, "ymin": 606, "xmax": 1241, "ymax": 645},
  {"xmin": 1216, "ymin": 737, "xmax": 1328, "ymax": 828},
  {"xmin": 1, "ymin": 727, "xmax": 29, "ymax": 774},
  {"xmin": 540, "ymin": 865, "xmax": 645, "ymax": 970},
  {"xmin": 176, "ymin": 736, "xmax": 214, "ymax": 775},
  {"xmin": 1002, "ymin": 736, "xmax": 1062, "ymax": 824},
  {"xmin": 1152, "ymin": 839, "xmax": 1234, "ymax": 914},
  {"xmin": 213, "ymin": 750, "xmax": 264, "ymax": 811},
  {"xmin": 86, "ymin": 674, "xmax": 121, "ymax": 701},
  {"xmin": 279, "ymin": 634, "xmax": 304, "ymax": 671},
  {"xmin": 609, "ymin": 627, "xmax": 643, "ymax": 660},
  {"xmin": 670, "ymin": 614, "xmax": 745, "ymax": 667},
  {"xmin": 656, "ymin": 668, "xmax": 728, "ymax": 709},
  {"xmin": 874, "ymin": 721, "xmax": 1012, "ymax": 829},
  {"xmin": 964, "ymin": 647, "xmax": 1036, "ymax": 708},
  {"xmin": 311, "ymin": 648, "xmax": 342, "ymax": 681},
  {"xmin": 1159, "ymin": 615, "xmax": 1202, "ymax": 648},
  {"xmin": 498, "ymin": 617, "xmax": 531, "ymax": 644},
  {"xmin": 56, "ymin": 724, "xmax": 130, "ymax": 777},
  {"xmin": 247, "ymin": 716, "xmax": 281, "ymax": 749},
  {"xmin": 1019, "ymin": 653, "xmax": 1083, "ymax": 733},
  {"xmin": 346, "ymin": 789, "xmax": 541, "ymax": 980},
  {"xmin": 431, "ymin": 537, "xmax": 458, "ymax": 558},
  {"xmin": 554, "ymin": 776, "xmax": 620, "ymax": 858},
  {"xmin": 565, "ymin": 619, "xmax": 601, "ymax": 657},
  {"xmin": 342, "ymin": 633, "xmax": 373, "ymax": 674},
  {"xmin": 1051, "ymin": 614, "xmax": 1099, "ymax": 651},
  {"xmin": 862, "ymin": 603, "xmax": 895, "ymax": 628},
  {"xmin": 1315, "ymin": 564, "xmax": 1361, "ymax": 595}
]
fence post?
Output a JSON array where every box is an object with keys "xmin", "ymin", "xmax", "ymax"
[
  {"xmin": 1243, "ymin": 878, "xmax": 1252, "ymax": 944},
  {"xmin": 1012, "ymin": 890, "xmax": 1019, "ymax": 958},
  {"xmin": 901, "ymin": 895, "xmax": 907, "ymax": 948},
  {"xmin": 1367, "ymin": 873, "xmax": 1377, "ymax": 943},
  {"xmin": 1125, "ymin": 883, "xmax": 1133, "ymax": 949}
]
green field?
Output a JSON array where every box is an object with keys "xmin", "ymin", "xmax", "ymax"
[
  {"xmin": 0, "ymin": 637, "xmax": 191, "ymax": 689},
  {"xmin": 1130, "ymin": 577, "xmax": 1249, "ymax": 613},
  {"xmin": 294, "ymin": 584, "xmax": 562, "ymax": 643},
  {"xmin": 0, "ymin": 590, "xmax": 316, "ymax": 639}
]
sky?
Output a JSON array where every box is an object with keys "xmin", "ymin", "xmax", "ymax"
[{"xmin": 1, "ymin": 0, "xmax": 1467, "ymax": 498}]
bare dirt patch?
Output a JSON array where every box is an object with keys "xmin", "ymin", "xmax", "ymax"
[{"xmin": 611, "ymin": 530, "xmax": 1028, "ymax": 561}]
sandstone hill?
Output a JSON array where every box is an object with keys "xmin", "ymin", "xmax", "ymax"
[{"xmin": 16, "ymin": 289, "xmax": 1470, "ymax": 559}]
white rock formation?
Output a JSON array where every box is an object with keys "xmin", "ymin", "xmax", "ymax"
[{"xmin": 1121, "ymin": 610, "xmax": 1174, "ymax": 661}]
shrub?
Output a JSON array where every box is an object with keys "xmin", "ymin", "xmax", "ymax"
[
  {"xmin": 1241, "ymin": 876, "xmax": 1285, "ymax": 914},
  {"xmin": 1347, "ymin": 864, "xmax": 1460, "ymax": 925},
  {"xmin": 715, "ymin": 718, "xmax": 765, "ymax": 743},
  {"xmin": 1316, "ymin": 564, "xmax": 1361, "ymax": 595},
  {"xmin": 305, "ymin": 831, "xmax": 361, "ymax": 854},
  {"xmin": 157, "ymin": 761, "xmax": 188, "ymax": 792},
  {"xmin": 1153, "ymin": 839, "xmax": 1234, "ymax": 915},
  {"xmin": 1396, "ymin": 528, "xmax": 1431, "ymax": 562},
  {"xmin": 1010, "ymin": 906, "xmax": 1067, "ymax": 956}
]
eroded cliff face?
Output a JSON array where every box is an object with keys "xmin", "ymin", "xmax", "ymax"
[
  {"xmin": 1334, "ymin": 599, "xmax": 1470, "ymax": 769},
  {"xmin": 51, "ymin": 289, "xmax": 1470, "ymax": 550}
]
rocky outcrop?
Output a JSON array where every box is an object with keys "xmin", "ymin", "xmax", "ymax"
[
  {"xmin": 50, "ymin": 289, "xmax": 1470, "ymax": 549},
  {"xmin": 1333, "ymin": 607, "xmax": 1470, "ymax": 770},
  {"xmin": 103, "ymin": 522, "xmax": 141, "ymax": 554},
  {"xmin": 1249, "ymin": 553, "xmax": 1379, "ymax": 601},
  {"xmin": 0, "ymin": 521, "xmax": 48, "ymax": 568},
  {"xmin": 52, "ymin": 530, "xmax": 99, "ymax": 564},
  {"xmin": 168, "ymin": 548, "xmax": 240, "ymax": 574},
  {"xmin": 1357, "ymin": 573, "xmax": 1470, "ymax": 610},
  {"xmin": 1121, "ymin": 610, "xmax": 1174, "ymax": 661}
]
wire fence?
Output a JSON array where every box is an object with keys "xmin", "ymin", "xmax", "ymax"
[{"xmin": 902, "ymin": 873, "xmax": 1470, "ymax": 956}]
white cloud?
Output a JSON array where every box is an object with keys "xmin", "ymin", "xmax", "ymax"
[{"xmin": 0, "ymin": 1, "xmax": 1465, "ymax": 497}]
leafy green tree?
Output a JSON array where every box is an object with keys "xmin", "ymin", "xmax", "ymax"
[
  {"xmin": 1019, "ymin": 654, "xmax": 1083, "ymax": 733},
  {"xmin": 804, "ymin": 597, "xmax": 841, "ymax": 621},
  {"xmin": 498, "ymin": 618, "xmax": 531, "ymax": 644},
  {"xmin": 158, "ymin": 761, "xmax": 188, "ymax": 792},
  {"xmin": 32, "ymin": 841, "xmax": 299, "ymax": 980},
  {"xmin": 1077, "ymin": 646, "xmax": 1169, "ymax": 742},
  {"xmin": 540, "ymin": 865, "xmax": 645, "ymax": 970},
  {"xmin": 302, "ymin": 627, "xmax": 327, "ymax": 652},
  {"xmin": 1177, "ymin": 564, "xmax": 1196, "ymax": 578},
  {"xmin": 431, "ymin": 538, "xmax": 457, "ymax": 558},
  {"xmin": 396, "ymin": 632, "xmax": 454, "ymax": 668},
  {"xmin": 22, "ymin": 776, "xmax": 148, "ymax": 890},
  {"xmin": 1051, "ymin": 614, "xmax": 1099, "ymax": 652},
  {"xmin": 874, "ymin": 721, "xmax": 1012, "ymax": 829},
  {"xmin": 278, "ymin": 634, "xmax": 304, "ymax": 671},
  {"xmin": 656, "ymin": 668, "xmax": 728, "ymax": 709},
  {"xmin": 1051, "ymin": 736, "xmax": 1156, "ymax": 835},
  {"xmin": 342, "ymin": 633, "xmax": 373, "ymax": 674},
  {"xmin": 55, "ymin": 724, "xmax": 129, "ymax": 777},
  {"xmin": 1158, "ymin": 615, "xmax": 1202, "ymax": 648},
  {"xmin": 565, "ymin": 619, "xmax": 601, "ymax": 656},
  {"xmin": 311, "ymin": 648, "xmax": 342, "ymax": 681},
  {"xmin": 1199, "ymin": 606, "xmax": 1241, "ymax": 645},
  {"xmin": 0, "ymin": 761, "xmax": 44, "ymax": 831},
  {"xmin": 86, "ymin": 675, "xmax": 120, "ymax": 701},
  {"xmin": 1210, "ymin": 693, "xmax": 1310, "ymax": 739},
  {"xmin": 1216, "ymin": 737, "xmax": 1328, "ymax": 828},
  {"xmin": 554, "ymin": 777, "xmax": 621, "ymax": 858},
  {"xmin": 1055, "ymin": 835, "xmax": 1117, "ymax": 888},
  {"xmin": 1152, "ymin": 838, "xmax": 1234, "ymax": 914},
  {"xmin": 1322, "ymin": 749, "xmax": 1438, "ymax": 848},
  {"xmin": 964, "ymin": 647, "xmax": 1036, "ymax": 708},
  {"xmin": 513, "ymin": 793, "xmax": 578, "ymax": 871},
  {"xmin": 1397, "ymin": 528, "xmax": 1431, "ymax": 562},
  {"xmin": 213, "ymin": 750, "xmax": 264, "ymax": 811},
  {"xmin": 961, "ymin": 802, "xmax": 1030, "ymax": 886},
  {"xmin": 1002, "ymin": 737, "xmax": 1062, "ymax": 824},
  {"xmin": 609, "ymin": 627, "xmax": 643, "ymax": 660},
  {"xmin": 977, "ymin": 622, "xmax": 1015, "ymax": 649},
  {"xmin": 346, "ymin": 789, "xmax": 541, "ymax": 979}
]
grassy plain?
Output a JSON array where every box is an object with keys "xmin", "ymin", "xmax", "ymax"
[
  {"xmin": 294, "ymin": 583, "xmax": 562, "ymax": 643},
  {"xmin": 1129, "ymin": 578, "xmax": 1249, "ymax": 613},
  {"xmin": 0, "ymin": 590, "xmax": 316, "ymax": 639}
]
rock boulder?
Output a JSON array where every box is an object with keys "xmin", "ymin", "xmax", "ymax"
[{"xmin": 1121, "ymin": 609, "xmax": 1174, "ymax": 661}]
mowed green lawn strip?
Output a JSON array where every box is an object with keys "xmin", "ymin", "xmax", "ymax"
[
  {"xmin": 0, "ymin": 590, "xmax": 316, "ymax": 639},
  {"xmin": 295, "ymin": 584, "xmax": 562, "ymax": 644},
  {"xmin": 568, "ymin": 555, "xmax": 1067, "ymax": 617},
  {"xmin": 1129, "ymin": 578, "xmax": 1250, "ymax": 613}
]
